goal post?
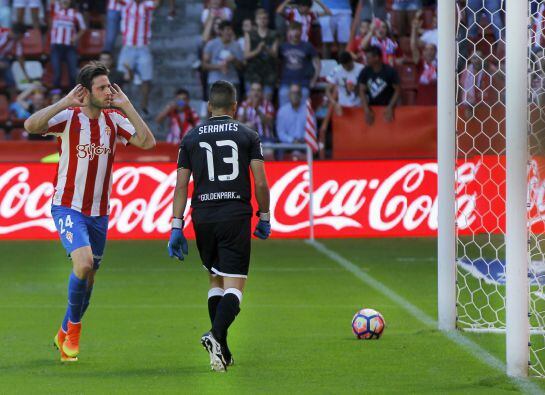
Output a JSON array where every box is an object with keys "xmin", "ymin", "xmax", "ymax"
[{"xmin": 505, "ymin": 0, "xmax": 529, "ymax": 378}]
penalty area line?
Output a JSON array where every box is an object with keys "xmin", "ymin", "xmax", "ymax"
[{"xmin": 307, "ymin": 240, "xmax": 543, "ymax": 395}]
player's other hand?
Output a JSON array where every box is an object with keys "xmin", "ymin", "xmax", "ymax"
[
  {"xmin": 110, "ymin": 83, "xmax": 131, "ymax": 110},
  {"xmin": 62, "ymin": 84, "xmax": 87, "ymax": 108},
  {"xmin": 168, "ymin": 227, "xmax": 188, "ymax": 261},
  {"xmin": 253, "ymin": 211, "xmax": 271, "ymax": 240}
]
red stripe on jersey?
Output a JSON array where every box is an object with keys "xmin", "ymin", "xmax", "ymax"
[
  {"xmin": 117, "ymin": 125, "xmax": 132, "ymax": 141},
  {"xmin": 100, "ymin": 113, "xmax": 117, "ymax": 215},
  {"xmin": 123, "ymin": 5, "xmax": 130, "ymax": 43},
  {"xmin": 45, "ymin": 120, "xmax": 67, "ymax": 135},
  {"xmin": 53, "ymin": 137, "xmax": 63, "ymax": 189},
  {"xmin": 61, "ymin": 108, "xmax": 81, "ymax": 207},
  {"xmin": 81, "ymin": 118, "xmax": 101, "ymax": 215},
  {"xmin": 133, "ymin": 4, "xmax": 140, "ymax": 46}
]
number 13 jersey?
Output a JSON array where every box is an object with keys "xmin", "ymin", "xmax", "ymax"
[{"xmin": 177, "ymin": 115, "xmax": 264, "ymax": 224}]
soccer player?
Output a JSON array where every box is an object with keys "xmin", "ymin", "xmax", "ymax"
[
  {"xmin": 24, "ymin": 62, "xmax": 156, "ymax": 362},
  {"xmin": 168, "ymin": 80, "xmax": 271, "ymax": 372}
]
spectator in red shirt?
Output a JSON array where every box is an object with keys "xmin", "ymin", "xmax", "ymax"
[
  {"xmin": 276, "ymin": 0, "xmax": 332, "ymax": 43},
  {"xmin": 411, "ymin": 16, "xmax": 437, "ymax": 105},
  {"xmin": 48, "ymin": 0, "xmax": 87, "ymax": 89},
  {"xmin": 155, "ymin": 88, "xmax": 200, "ymax": 144},
  {"xmin": 347, "ymin": 19, "xmax": 370, "ymax": 65},
  {"xmin": 237, "ymin": 82, "xmax": 276, "ymax": 143},
  {"xmin": 362, "ymin": 18, "xmax": 399, "ymax": 66}
]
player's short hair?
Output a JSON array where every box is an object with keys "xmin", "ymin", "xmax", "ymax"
[
  {"xmin": 176, "ymin": 88, "xmax": 190, "ymax": 97},
  {"xmin": 339, "ymin": 51, "xmax": 353, "ymax": 65},
  {"xmin": 364, "ymin": 45, "xmax": 383, "ymax": 59},
  {"xmin": 209, "ymin": 80, "xmax": 237, "ymax": 110},
  {"xmin": 77, "ymin": 61, "xmax": 110, "ymax": 91}
]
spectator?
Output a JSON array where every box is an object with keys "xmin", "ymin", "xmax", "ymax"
[
  {"xmin": 276, "ymin": 0, "xmax": 332, "ymax": 43},
  {"xmin": 202, "ymin": 21, "xmax": 244, "ymax": 96},
  {"xmin": 49, "ymin": 0, "xmax": 87, "ymax": 90},
  {"xmin": 103, "ymin": 0, "xmax": 125, "ymax": 53},
  {"xmin": 48, "ymin": 88, "xmax": 62, "ymax": 105},
  {"xmin": 13, "ymin": 0, "xmax": 41, "ymax": 31},
  {"xmin": 0, "ymin": 23, "xmax": 28, "ymax": 99},
  {"xmin": 155, "ymin": 88, "xmax": 200, "ymax": 144},
  {"xmin": 201, "ymin": 0, "xmax": 233, "ymax": 25},
  {"xmin": 392, "ymin": 0, "xmax": 422, "ymax": 37},
  {"xmin": 326, "ymin": 51, "xmax": 364, "ymax": 115},
  {"xmin": 458, "ymin": 49, "xmax": 498, "ymax": 110},
  {"xmin": 244, "ymin": 8, "xmax": 278, "ymax": 100},
  {"xmin": 276, "ymin": 83, "xmax": 314, "ymax": 159},
  {"xmin": 358, "ymin": 45, "xmax": 400, "ymax": 125},
  {"xmin": 11, "ymin": 82, "xmax": 48, "ymax": 139},
  {"xmin": 355, "ymin": 0, "xmax": 386, "ymax": 22},
  {"xmin": 238, "ymin": 17, "xmax": 253, "ymax": 51},
  {"xmin": 117, "ymin": 0, "xmax": 159, "ymax": 115},
  {"xmin": 363, "ymin": 19, "xmax": 399, "ymax": 66},
  {"xmin": 467, "ymin": 0, "xmax": 503, "ymax": 42},
  {"xmin": 233, "ymin": 0, "xmax": 260, "ymax": 35},
  {"xmin": 319, "ymin": 0, "xmax": 352, "ymax": 58},
  {"xmin": 202, "ymin": 16, "xmax": 223, "ymax": 43},
  {"xmin": 99, "ymin": 51, "xmax": 127, "ymax": 87},
  {"xmin": 347, "ymin": 19, "xmax": 370, "ymax": 64},
  {"xmin": 278, "ymin": 22, "xmax": 321, "ymax": 107},
  {"xmin": 418, "ymin": 10, "xmax": 437, "ymax": 47},
  {"xmin": 237, "ymin": 82, "xmax": 276, "ymax": 144},
  {"xmin": 411, "ymin": 16, "xmax": 437, "ymax": 105}
]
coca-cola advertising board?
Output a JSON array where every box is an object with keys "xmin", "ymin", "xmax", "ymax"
[{"xmin": 0, "ymin": 157, "xmax": 520, "ymax": 240}]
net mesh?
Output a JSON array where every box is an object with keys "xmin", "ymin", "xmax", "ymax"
[{"xmin": 455, "ymin": 0, "xmax": 545, "ymax": 377}]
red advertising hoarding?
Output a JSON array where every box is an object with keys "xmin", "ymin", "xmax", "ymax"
[{"xmin": 0, "ymin": 157, "xmax": 537, "ymax": 240}]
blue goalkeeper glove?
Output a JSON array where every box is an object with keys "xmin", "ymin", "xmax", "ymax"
[
  {"xmin": 253, "ymin": 211, "xmax": 271, "ymax": 240},
  {"xmin": 168, "ymin": 217, "xmax": 188, "ymax": 261}
]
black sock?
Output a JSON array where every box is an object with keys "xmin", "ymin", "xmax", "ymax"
[
  {"xmin": 212, "ymin": 293, "xmax": 240, "ymax": 344},
  {"xmin": 208, "ymin": 295, "xmax": 222, "ymax": 325}
]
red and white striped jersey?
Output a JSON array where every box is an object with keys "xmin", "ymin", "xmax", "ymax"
[
  {"xmin": 108, "ymin": 0, "xmax": 126, "ymax": 12},
  {"xmin": 0, "ymin": 27, "xmax": 23, "ymax": 57},
  {"xmin": 283, "ymin": 8, "xmax": 316, "ymax": 42},
  {"xmin": 50, "ymin": 3, "xmax": 86, "ymax": 46},
  {"xmin": 46, "ymin": 108, "xmax": 136, "ymax": 216},
  {"xmin": 121, "ymin": 0, "xmax": 156, "ymax": 47}
]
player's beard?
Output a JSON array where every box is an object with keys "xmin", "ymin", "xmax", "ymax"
[{"xmin": 89, "ymin": 95, "xmax": 112, "ymax": 109}]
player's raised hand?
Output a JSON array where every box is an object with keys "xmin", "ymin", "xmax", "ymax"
[
  {"xmin": 168, "ymin": 226, "xmax": 188, "ymax": 261},
  {"xmin": 110, "ymin": 83, "xmax": 130, "ymax": 110},
  {"xmin": 62, "ymin": 84, "xmax": 87, "ymax": 108}
]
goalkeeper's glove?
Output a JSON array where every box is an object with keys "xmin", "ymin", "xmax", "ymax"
[
  {"xmin": 253, "ymin": 211, "xmax": 271, "ymax": 240},
  {"xmin": 168, "ymin": 217, "xmax": 188, "ymax": 261}
]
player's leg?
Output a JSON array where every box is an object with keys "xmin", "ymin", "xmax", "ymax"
[
  {"xmin": 137, "ymin": 47, "xmax": 154, "ymax": 114},
  {"xmin": 208, "ymin": 274, "xmax": 224, "ymax": 325},
  {"xmin": 29, "ymin": 2, "xmax": 40, "ymax": 31},
  {"xmin": 211, "ymin": 276, "xmax": 245, "ymax": 350}
]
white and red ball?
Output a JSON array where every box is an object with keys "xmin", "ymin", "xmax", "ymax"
[{"xmin": 351, "ymin": 308, "xmax": 385, "ymax": 339}]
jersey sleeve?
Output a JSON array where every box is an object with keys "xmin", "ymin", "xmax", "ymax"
[
  {"xmin": 249, "ymin": 131, "xmax": 264, "ymax": 162},
  {"xmin": 44, "ymin": 109, "xmax": 70, "ymax": 136},
  {"xmin": 177, "ymin": 138, "xmax": 192, "ymax": 170},
  {"xmin": 112, "ymin": 111, "xmax": 136, "ymax": 145}
]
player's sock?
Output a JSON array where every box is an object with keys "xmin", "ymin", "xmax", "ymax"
[
  {"xmin": 207, "ymin": 287, "xmax": 224, "ymax": 325},
  {"xmin": 81, "ymin": 286, "xmax": 94, "ymax": 317},
  {"xmin": 67, "ymin": 272, "xmax": 87, "ymax": 324},
  {"xmin": 212, "ymin": 288, "xmax": 242, "ymax": 344}
]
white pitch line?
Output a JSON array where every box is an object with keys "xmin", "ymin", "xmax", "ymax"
[{"xmin": 307, "ymin": 240, "xmax": 543, "ymax": 395}]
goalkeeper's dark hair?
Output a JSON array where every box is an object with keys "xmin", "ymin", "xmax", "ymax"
[
  {"xmin": 209, "ymin": 80, "xmax": 237, "ymax": 110},
  {"xmin": 77, "ymin": 61, "xmax": 110, "ymax": 91}
]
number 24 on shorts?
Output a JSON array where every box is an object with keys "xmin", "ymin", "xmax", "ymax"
[{"xmin": 58, "ymin": 215, "xmax": 74, "ymax": 234}]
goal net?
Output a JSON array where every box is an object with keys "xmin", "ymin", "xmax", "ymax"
[{"xmin": 454, "ymin": 0, "xmax": 545, "ymax": 377}]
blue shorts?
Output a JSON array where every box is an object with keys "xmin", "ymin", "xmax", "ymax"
[{"xmin": 51, "ymin": 205, "xmax": 109, "ymax": 270}]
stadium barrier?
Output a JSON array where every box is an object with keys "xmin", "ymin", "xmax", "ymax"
[{"xmin": 2, "ymin": 155, "xmax": 543, "ymax": 240}]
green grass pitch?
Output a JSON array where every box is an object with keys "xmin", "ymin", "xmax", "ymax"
[{"xmin": 1, "ymin": 238, "xmax": 544, "ymax": 394}]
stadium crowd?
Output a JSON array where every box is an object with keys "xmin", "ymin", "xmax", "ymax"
[{"xmin": 0, "ymin": 0, "xmax": 526, "ymax": 158}]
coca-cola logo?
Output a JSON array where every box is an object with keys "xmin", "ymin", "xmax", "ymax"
[
  {"xmin": 0, "ymin": 159, "xmax": 504, "ymax": 239},
  {"xmin": 77, "ymin": 143, "xmax": 112, "ymax": 160}
]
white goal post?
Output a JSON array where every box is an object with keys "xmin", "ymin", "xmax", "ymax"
[{"xmin": 438, "ymin": 0, "xmax": 532, "ymax": 378}]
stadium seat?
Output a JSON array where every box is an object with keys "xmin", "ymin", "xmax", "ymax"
[
  {"xmin": 0, "ymin": 129, "xmax": 5, "ymax": 140},
  {"xmin": 42, "ymin": 61, "xmax": 70, "ymax": 89},
  {"xmin": 21, "ymin": 29, "xmax": 44, "ymax": 59},
  {"xmin": 11, "ymin": 61, "xmax": 43, "ymax": 91},
  {"xmin": 396, "ymin": 63, "xmax": 418, "ymax": 90},
  {"xmin": 78, "ymin": 29, "xmax": 105, "ymax": 58},
  {"xmin": 0, "ymin": 95, "xmax": 8, "ymax": 124}
]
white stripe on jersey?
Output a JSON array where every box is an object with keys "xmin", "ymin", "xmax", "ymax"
[
  {"xmin": 50, "ymin": 5, "xmax": 86, "ymax": 46},
  {"xmin": 121, "ymin": 0, "xmax": 155, "ymax": 47}
]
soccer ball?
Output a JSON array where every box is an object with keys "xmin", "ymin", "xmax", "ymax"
[{"xmin": 351, "ymin": 308, "xmax": 385, "ymax": 339}]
